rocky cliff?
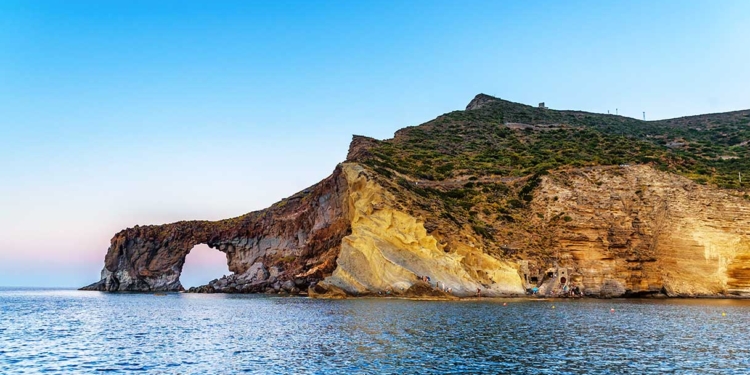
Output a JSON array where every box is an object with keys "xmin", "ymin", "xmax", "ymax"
[
  {"xmin": 82, "ymin": 165, "xmax": 352, "ymax": 293},
  {"xmin": 83, "ymin": 94, "xmax": 750, "ymax": 297},
  {"xmin": 531, "ymin": 165, "xmax": 750, "ymax": 297}
]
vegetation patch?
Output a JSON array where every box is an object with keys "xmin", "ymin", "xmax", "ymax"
[{"xmin": 363, "ymin": 95, "xmax": 750, "ymax": 189}]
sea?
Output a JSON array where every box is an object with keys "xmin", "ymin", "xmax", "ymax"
[{"xmin": 1, "ymin": 287, "xmax": 749, "ymax": 374}]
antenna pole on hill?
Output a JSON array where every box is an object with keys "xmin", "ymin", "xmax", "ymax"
[
  {"xmin": 643, "ymin": 112, "xmax": 646, "ymax": 121},
  {"xmin": 616, "ymin": 108, "xmax": 618, "ymax": 115}
]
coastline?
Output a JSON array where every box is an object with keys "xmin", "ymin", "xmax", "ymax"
[{"xmin": 102, "ymin": 289, "xmax": 750, "ymax": 301}]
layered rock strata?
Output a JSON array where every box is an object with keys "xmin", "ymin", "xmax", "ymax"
[
  {"xmin": 82, "ymin": 165, "xmax": 351, "ymax": 292},
  {"xmin": 532, "ymin": 165, "xmax": 750, "ymax": 297},
  {"xmin": 83, "ymin": 160, "xmax": 750, "ymax": 297}
]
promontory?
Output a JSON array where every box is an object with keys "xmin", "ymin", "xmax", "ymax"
[{"xmin": 82, "ymin": 94, "xmax": 750, "ymax": 298}]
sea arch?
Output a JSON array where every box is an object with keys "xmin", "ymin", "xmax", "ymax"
[{"xmin": 180, "ymin": 244, "xmax": 231, "ymax": 289}]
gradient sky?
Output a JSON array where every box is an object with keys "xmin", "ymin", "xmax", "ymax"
[{"xmin": 1, "ymin": 1, "xmax": 748, "ymax": 287}]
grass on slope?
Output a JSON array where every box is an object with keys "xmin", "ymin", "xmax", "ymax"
[{"xmin": 363, "ymin": 95, "xmax": 750, "ymax": 190}]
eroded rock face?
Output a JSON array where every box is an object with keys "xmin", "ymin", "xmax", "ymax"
[
  {"xmin": 315, "ymin": 164, "xmax": 750, "ymax": 298},
  {"xmin": 465, "ymin": 93, "xmax": 498, "ymax": 111},
  {"xmin": 531, "ymin": 165, "xmax": 750, "ymax": 297},
  {"xmin": 83, "ymin": 161, "xmax": 750, "ymax": 297},
  {"xmin": 346, "ymin": 135, "xmax": 379, "ymax": 162},
  {"xmin": 81, "ymin": 165, "xmax": 351, "ymax": 292},
  {"xmin": 322, "ymin": 164, "xmax": 524, "ymax": 297}
]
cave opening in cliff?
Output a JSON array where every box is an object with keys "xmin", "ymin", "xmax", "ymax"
[{"xmin": 180, "ymin": 244, "xmax": 230, "ymax": 288}]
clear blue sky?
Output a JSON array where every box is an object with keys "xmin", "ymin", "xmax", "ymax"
[{"xmin": 1, "ymin": 1, "xmax": 748, "ymax": 287}]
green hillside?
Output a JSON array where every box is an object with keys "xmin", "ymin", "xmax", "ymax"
[{"xmin": 362, "ymin": 94, "xmax": 750, "ymax": 190}]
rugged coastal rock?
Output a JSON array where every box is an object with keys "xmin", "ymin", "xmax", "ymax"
[
  {"xmin": 82, "ymin": 166, "xmax": 352, "ymax": 292},
  {"xmin": 82, "ymin": 162, "xmax": 526, "ymax": 296},
  {"xmin": 321, "ymin": 164, "xmax": 524, "ymax": 297},
  {"xmin": 83, "ymin": 94, "xmax": 750, "ymax": 298},
  {"xmin": 532, "ymin": 165, "xmax": 750, "ymax": 297}
]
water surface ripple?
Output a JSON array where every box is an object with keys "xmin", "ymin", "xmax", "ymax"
[{"xmin": 1, "ymin": 288, "xmax": 749, "ymax": 374}]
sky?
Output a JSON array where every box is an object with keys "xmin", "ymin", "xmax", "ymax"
[{"xmin": 1, "ymin": 1, "xmax": 748, "ymax": 287}]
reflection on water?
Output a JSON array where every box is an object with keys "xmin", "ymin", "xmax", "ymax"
[{"xmin": 1, "ymin": 288, "xmax": 749, "ymax": 374}]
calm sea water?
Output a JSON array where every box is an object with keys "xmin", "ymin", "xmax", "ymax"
[{"xmin": 1, "ymin": 288, "xmax": 749, "ymax": 374}]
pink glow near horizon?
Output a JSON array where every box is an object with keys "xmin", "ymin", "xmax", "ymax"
[{"xmin": 180, "ymin": 244, "xmax": 231, "ymax": 287}]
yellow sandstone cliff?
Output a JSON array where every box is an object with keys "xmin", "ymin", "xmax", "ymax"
[
  {"xmin": 313, "ymin": 163, "xmax": 750, "ymax": 298},
  {"xmin": 322, "ymin": 164, "xmax": 523, "ymax": 297}
]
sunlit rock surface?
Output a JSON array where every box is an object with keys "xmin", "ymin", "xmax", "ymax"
[
  {"xmin": 83, "ymin": 162, "xmax": 750, "ymax": 297},
  {"xmin": 532, "ymin": 165, "xmax": 750, "ymax": 297}
]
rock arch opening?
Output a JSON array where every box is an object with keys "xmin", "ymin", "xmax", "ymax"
[{"xmin": 180, "ymin": 244, "xmax": 230, "ymax": 289}]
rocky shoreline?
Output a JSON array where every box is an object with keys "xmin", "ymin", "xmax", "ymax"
[
  {"xmin": 176, "ymin": 289, "xmax": 750, "ymax": 301},
  {"xmin": 179, "ymin": 275, "xmax": 750, "ymax": 300}
]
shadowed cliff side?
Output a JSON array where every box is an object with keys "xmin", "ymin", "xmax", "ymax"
[{"xmin": 81, "ymin": 165, "xmax": 351, "ymax": 292}]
